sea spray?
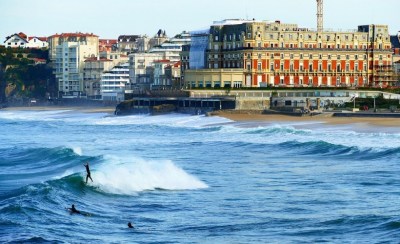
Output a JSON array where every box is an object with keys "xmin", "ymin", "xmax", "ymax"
[
  {"xmin": 72, "ymin": 147, "xmax": 82, "ymax": 156},
  {"xmin": 91, "ymin": 157, "xmax": 208, "ymax": 195},
  {"xmin": 93, "ymin": 113, "xmax": 233, "ymax": 127}
]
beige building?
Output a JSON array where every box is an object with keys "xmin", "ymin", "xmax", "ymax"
[
  {"xmin": 128, "ymin": 52, "xmax": 164, "ymax": 84},
  {"xmin": 184, "ymin": 69, "xmax": 244, "ymax": 88},
  {"xmin": 183, "ymin": 19, "xmax": 393, "ymax": 89},
  {"xmin": 48, "ymin": 33, "xmax": 99, "ymax": 61},
  {"xmin": 48, "ymin": 33, "xmax": 99, "ymax": 97},
  {"xmin": 83, "ymin": 52, "xmax": 128, "ymax": 98},
  {"xmin": 83, "ymin": 57, "xmax": 114, "ymax": 98}
]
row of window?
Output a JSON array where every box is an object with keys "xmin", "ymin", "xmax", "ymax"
[
  {"xmin": 214, "ymin": 41, "xmax": 388, "ymax": 51},
  {"xmin": 209, "ymin": 52, "xmax": 390, "ymax": 61},
  {"xmin": 213, "ymin": 61, "xmax": 373, "ymax": 72},
  {"xmin": 216, "ymin": 33, "xmax": 370, "ymax": 42},
  {"xmin": 7, "ymin": 42, "xmax": 24, "ymax": 46},
  {"xmin": 219, "ymin": 29, "xmax": 388, "ymax": 42},
  {"xmin": 266, "ymin": 63, "xmax": 368, "ymax": 72},
  {"xmin": 222, "ymin": 53, "xmax": 374, "ymax": 60},
  {"xmin": 187, "ymin": 76, "xmax": 369, "ymax": 88}
]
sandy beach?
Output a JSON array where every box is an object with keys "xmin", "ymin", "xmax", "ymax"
[{"xmin": 214, "ymin": 111, "xmax": 400, "ymax": 127}]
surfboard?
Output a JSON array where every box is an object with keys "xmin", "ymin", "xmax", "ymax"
[{"xmin": 66, "ymin": 208, "xmax": 92, "ymax": 217}]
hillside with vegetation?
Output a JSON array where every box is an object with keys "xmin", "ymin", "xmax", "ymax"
[{"xmin": 0, "ymin": 47, "xmax": 56, "ymax": 106}]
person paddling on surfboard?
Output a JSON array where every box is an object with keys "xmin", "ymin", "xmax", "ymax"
[
  {"xmin": 67, "ymin": 204, "xmax": 91, "ymax": 216},
  {"xmin": 68, "ymin": 204, "xmax": 81, "ymax": 214},
  {"xmin": 128, "ymin": 222, "xmax": 134, "ymax": 228},
  {"xmin": 84, "ymin": 162, "xmax": 93, "ymax": 184}
]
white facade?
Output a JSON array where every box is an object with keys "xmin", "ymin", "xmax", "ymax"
[
  {"xmin": 100, "ymin": 63, "xmax": 130, "ymax": 101},
  {"xmin": 128, "ymin": 53, "xmax": 163, "ymax": 83},
  {"xmin": 149, "ymin": 35, "xmax": 191, "ymax": 62},
  {"xmin": 26, "ymin": 37, "xmax": 49, "ymax": 49},
  {"xmin": 153, "ymin": 61, "xmax": 172, "ymax": 87},
  {"xmin": 55, "ymin": 42, "xmax": 99, "ymax": 97},
  {"xmin": 4, "ymin": 34, "xmax": 28, "ymax": 48}
]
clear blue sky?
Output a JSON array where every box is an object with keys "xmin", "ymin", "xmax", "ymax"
[{"xmin": 1, "ymin": 0, "xmax": 399, "ymax": 41}]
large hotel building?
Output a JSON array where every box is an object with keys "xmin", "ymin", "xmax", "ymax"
[{"xmin": 182, "ymin": 19, "xmax": 394, "ymax": 89}]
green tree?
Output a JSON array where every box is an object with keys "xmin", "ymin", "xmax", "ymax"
[{"xmin": 0, "ymin": 47, "xmax": 53, "ymax": 103}]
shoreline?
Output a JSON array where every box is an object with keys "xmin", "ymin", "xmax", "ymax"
[
  {"xmin": 2, "ymin": 106, "xmax": 400, "ymax": 127},
  {"xmin": 213, "ymin": 111, "xmax": 400, "ymax": 127}
]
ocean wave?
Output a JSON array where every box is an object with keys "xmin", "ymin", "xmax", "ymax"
[
  {"xmin": 0, "ymin": 146, "xmax": 99, "ymax": 195},
  {"xmin": 271, "ymin": 140, "xmax": 400, "ymax": 160},
  {"xmin": 0, "ymin": 147, "xmax": 84, "ymax": 175},
  {"xmin": 87, "ymin": 156, "xmax": 208, "ymax": 195},
  {"xmin": 215, "ymin": 123, "xmax": 311, "ymax": 135},
  {"xmin": 5, "ymin": 236, "xmax": 60, "ymax": 244},
  {"xmin": 93, "ymin": 113, "xmax": 233, "ymax": 128}
]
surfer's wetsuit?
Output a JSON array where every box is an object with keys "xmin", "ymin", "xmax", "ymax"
[
  {"xmin": 69, "ymin": 204, "xmax": 81, "ymax": 214},
  {"xmin": 84, "ymin": 163, "xmax": 93, "ymax": 183}
]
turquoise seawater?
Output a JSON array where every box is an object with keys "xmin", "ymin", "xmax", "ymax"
[{"xmin": 0, "ymin": 109, "xmax": 400, "ymax": 243}]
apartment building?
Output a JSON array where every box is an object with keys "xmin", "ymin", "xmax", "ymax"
[
  {"xmin": 130, "ymin": 35, "xmax": 164, "ymax": 53},
  {"xmin": 165, "ymin": 61, "xmax": 182, "ymax": 89},
  {"xmin": 83, "ymin": 57, "xmax": 114, "ymax": 99},
  {"xmin": 84, "ymin": 55, "xmax": 128, "ymax": 98},
  {"xmin": 183, "ymin": 19, "xmax": 393, "ymax": 88},
  {"xmin": 128, "ymin": 52, "xmax": 164, "ymax": 85},
  {"xmin": 48, "ymin": 32, "xmax": 98, "ymax": 61},
  {"xmin": 100, "ymin": 63, "xmax": 129, "ymax": 101},
  {"xmin": 99, "ymin": 39, "xmax": 117, "ymax": 53},
  {"xmin": 153, "ymin": 59, "xmax": 173, "ymax": 89},
  {"xmin": 48, "ymin": 33, "xmax": 99, "ymax": 97}
]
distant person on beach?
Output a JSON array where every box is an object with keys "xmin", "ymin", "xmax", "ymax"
[
  {"xmin": 84, "ymin": 162, "xmax": 93, "ymax": 183},
  {"xmin": 68, "ymin": 204, "xmax": 81, "ymax": 214},
  {"xmin": 128, "ymin": 222, "xmax": 134, "ymax": 228}
]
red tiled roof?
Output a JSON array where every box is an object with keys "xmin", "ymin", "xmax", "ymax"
[
  {"xmin": 49, "ymin": 32, "xmax": 99, "ymax": 38},
  {"xmin": 172, "ymin": 61, "xmax": 181, "ymax": 67},
  {"xmin": 28, "ymin": 36, "xmax": 48, "ymax": 42},
  {"xmin": 153, "ymin": 59, "xmax": 171, "ymax": 63},
  {"xmin": 5, "ymin": 33, "xmax": 28, "ymax": 42},
  {"xmin": 18, "ymin": 32, "xmax": 27, "ymax": 39},
  {"xmin": 33, "ymin": 58, "xmax": 46, "ymax": 62},
  {"xmin": 37, "ymin": 37, "xmax": 48, "ymax": 42},
  {"xmin": 99, "ymin": 39, "xmax": 117, "ymax": 45},
  {"xmin": 166, "ymin": 61, "xmax": 181, "ymax": 68}
]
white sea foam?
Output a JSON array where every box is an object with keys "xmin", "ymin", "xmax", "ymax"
[
  {"xmin": 90, "ymin": 156, "xmax": 208, "ymax": 195},
  {"xmin": 93, "ymin": 113, "xmax": 233, "ymax": 128},
  {"xmin": 72, "ymin": 147, "xmax": 82, "ymax": 156},
  {"xmin": 0, "ymin": 110, "xmax": 71, "ymax": 121},
  {"xmin": 0, "ymin": 110, "xmax": 109, "ymax": 124}
]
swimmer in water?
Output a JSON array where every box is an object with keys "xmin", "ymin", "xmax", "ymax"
[{"xmin": 68, "ymin": 204, "xmax": 81, "ymax": 214}]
